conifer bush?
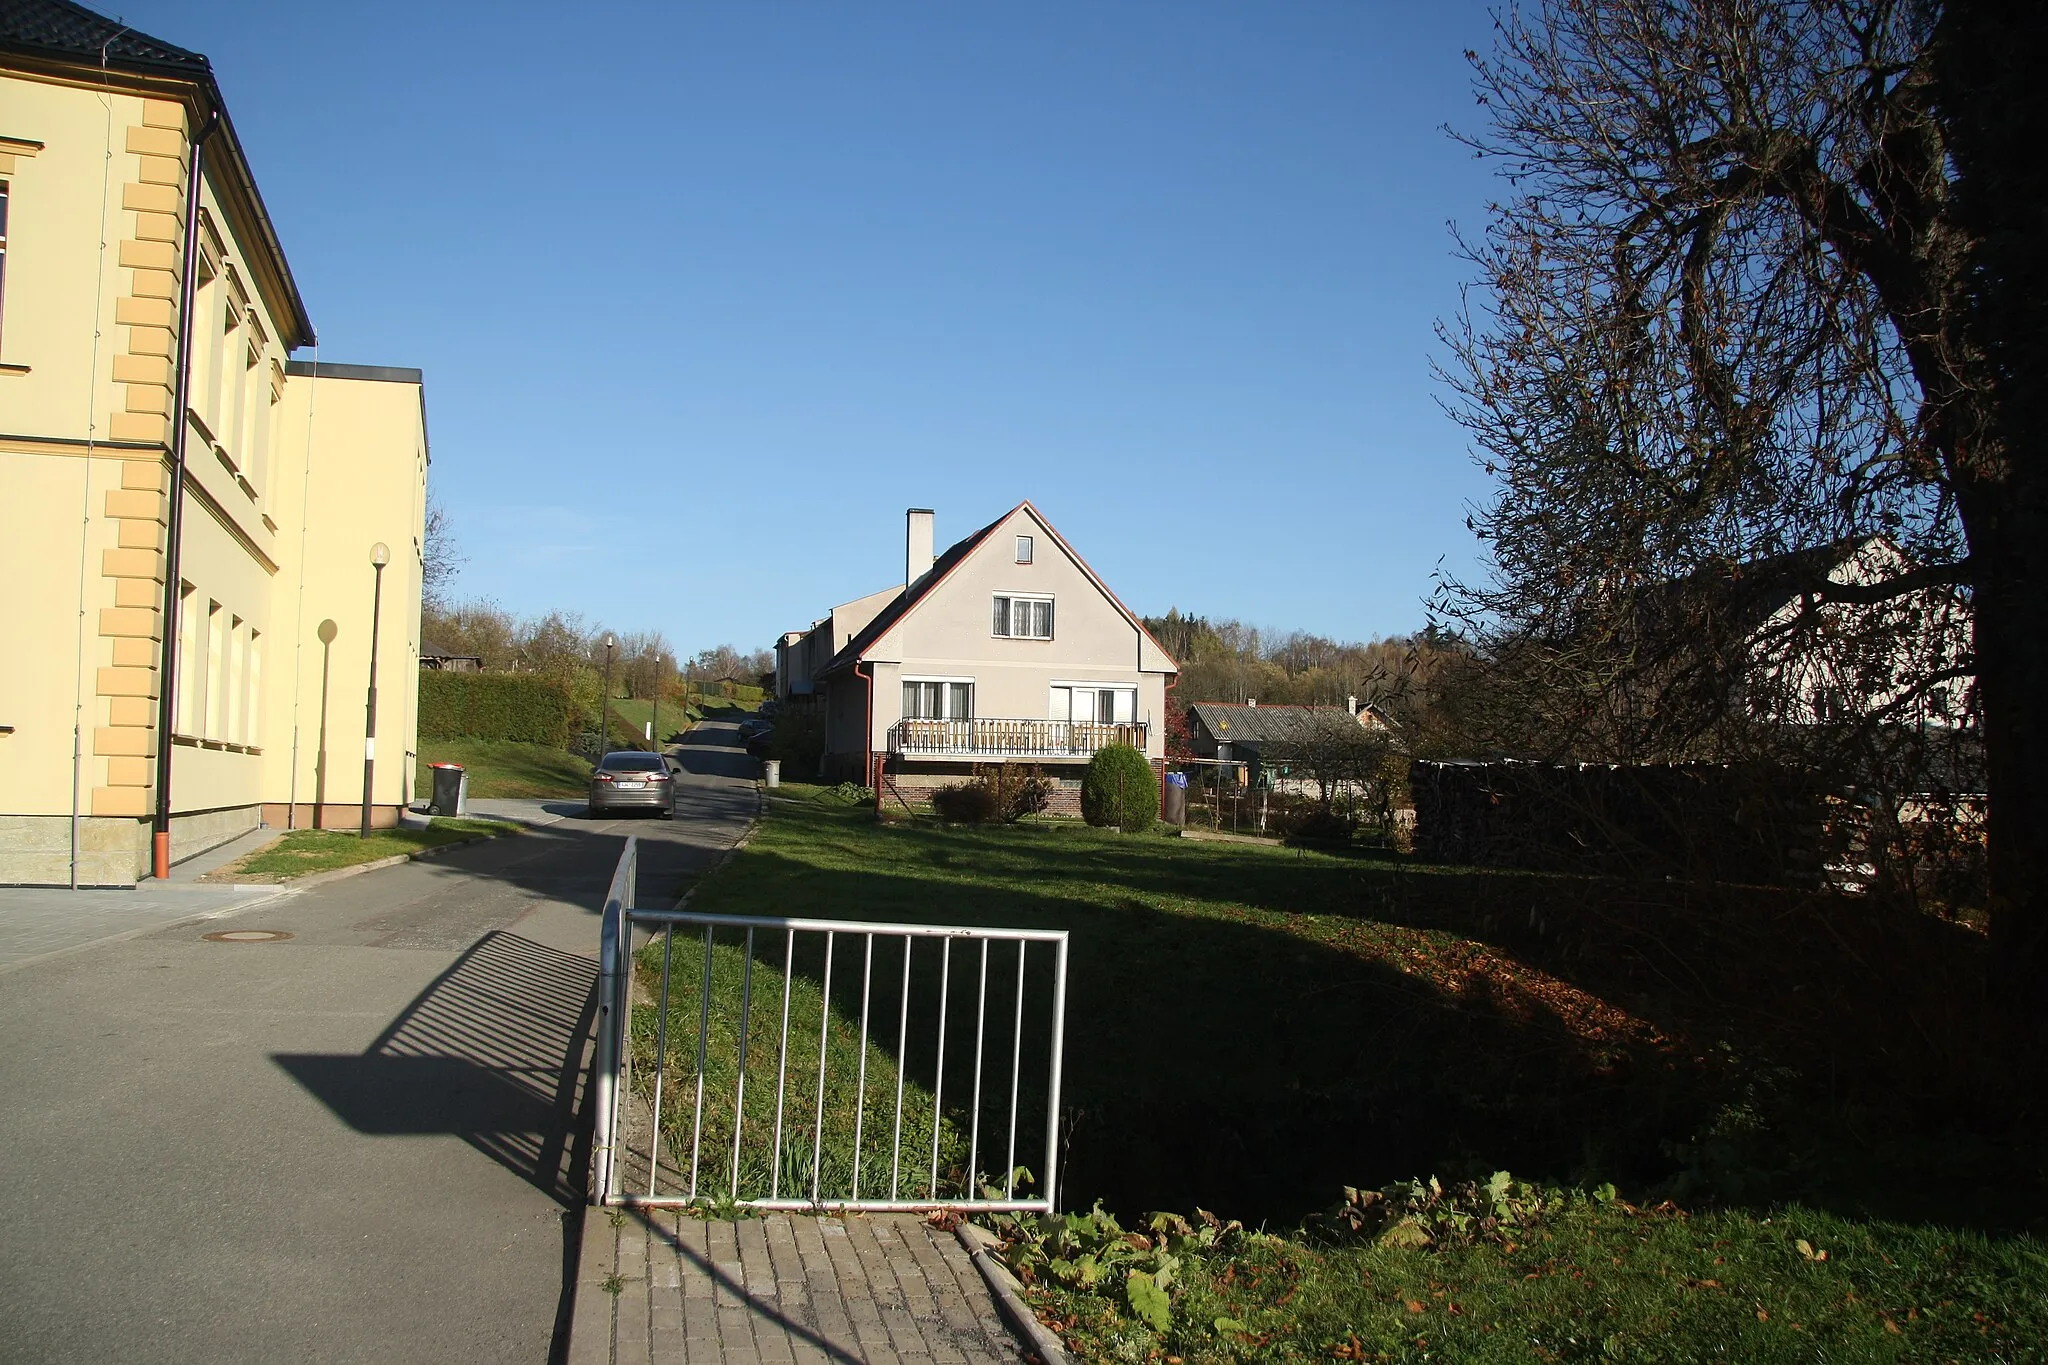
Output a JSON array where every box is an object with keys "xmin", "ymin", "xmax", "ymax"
[{"xmin": 1081, "ymin": 744, "xmax": 1158, "ymax": 833}]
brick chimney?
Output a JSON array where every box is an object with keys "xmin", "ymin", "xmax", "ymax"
[{"xmin": 906, "ymin": 509, "xmax": 934, "ymax": 588}]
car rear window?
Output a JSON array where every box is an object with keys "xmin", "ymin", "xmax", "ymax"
[{"xmin": 600, "ymin": 754, "xmax": 666, "ymax": 772}]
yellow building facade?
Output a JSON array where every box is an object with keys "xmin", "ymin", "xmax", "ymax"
[{"xmin": 1, "ymin": 5, "xmax": 427, "ymax": 885}]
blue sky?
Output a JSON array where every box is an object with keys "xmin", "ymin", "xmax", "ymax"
[{"xmin": 125, "ymin": 0, "xmax": 1503, "ymax": 656}]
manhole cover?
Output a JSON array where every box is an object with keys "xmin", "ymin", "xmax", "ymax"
[{"xmin": 202, "ymin": 929, "xmax": 294, "ymax": 943}]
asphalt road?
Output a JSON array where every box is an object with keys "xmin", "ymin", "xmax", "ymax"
[{"xmin": 0, "ymin": 722, "xmax": 759, "ymax": 1365}]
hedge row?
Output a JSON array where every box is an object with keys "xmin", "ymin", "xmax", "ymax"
[{"xmin": 418, "ymin": 671, "xmax": 574, "ymax": 746}]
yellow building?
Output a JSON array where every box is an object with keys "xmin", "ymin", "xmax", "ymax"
[{"xmin": 1, "ymin": 2, "xmax": 428, "ymax": 885}]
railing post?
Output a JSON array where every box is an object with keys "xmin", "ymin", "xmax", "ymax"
[{"xmin": 590, "ymin": 835, "xmax": 638, "ymax": 1205}]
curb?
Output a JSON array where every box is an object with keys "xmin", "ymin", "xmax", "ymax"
[
  {"xmin": 957, "ymin": 1222, "xmax": 1074, "ymax": 1365},
  {"xmin": 565, "ymin": 1208, "xmax": 621, "ymax": 1365}
]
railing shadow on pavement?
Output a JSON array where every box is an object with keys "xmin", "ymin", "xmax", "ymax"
[
  {"xmin": 273, "ymin": 930, "xmax": 598, "ymax": 1205},
  {"xmin": 626, "ymin": 1206, "xmax": 866, "ymax": 1365}
]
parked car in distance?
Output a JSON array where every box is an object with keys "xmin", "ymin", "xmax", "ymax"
[
  {"xmin": 588, "ymin": 751, "xmax": 674, "ymax": 818},
  {"xmin": 745, "ymin": 728, "xmax": 774, "ymax": 757},
  {"xmin": 736, "ymin": 716, "xmax": 774, "ymax": 742}
]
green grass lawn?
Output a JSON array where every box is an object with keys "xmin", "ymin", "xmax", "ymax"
[
  {"xmin": 415, "ymin": 739, "xmax": 592, "ymax": 799},
  {"xmin": 685, "ymin": 787, "xmax": 2046, "ymax": 1362},
  {"xmin": 208, "ymin": 817, "xmax": 519, "ymax": 883}
]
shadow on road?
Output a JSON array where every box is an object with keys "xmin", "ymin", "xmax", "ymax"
[{"xmin": 274, "ymin": 931, "xmax": 597, "ymax": 1204}]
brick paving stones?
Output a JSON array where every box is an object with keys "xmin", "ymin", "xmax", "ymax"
[{"xmin": 578, "ymin": 1212, "xmax": 1027, "ymax": 1365}]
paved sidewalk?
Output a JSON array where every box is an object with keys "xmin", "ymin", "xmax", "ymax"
[
  {"xmin": 575, "ymin": 1212, "xmax": 1026, "ymax": 1365},
  {"xmin": 469, "ymin": 797, "xmax": 581, "ymax": 828},
  {"xmin": 0, "ymin": 881, "xmax": 289, "ymax": 973}
]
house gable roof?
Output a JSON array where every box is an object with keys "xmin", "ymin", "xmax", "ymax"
[
  {"xmin": 0, "ymin": 0, "xmax": 206, "ymax": 73},
  {"xmin": 818, "ymin": 501, "xmax": 1178, "ymax": 678},
  {"xmin": 1, "ymin": 0, "xmax": 317, "ymax": 349},
  {"xmin": 817, "ymin": 510, "xmax": 1009, "ymax": 678},
  {"xmin": 1188, "ymin": 702, "xmax": 1370, "ymax": 749}
]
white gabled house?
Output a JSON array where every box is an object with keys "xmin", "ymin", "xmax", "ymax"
[{"xmin": 777, "ymin": 504, "xmax": 1179, "ymax": 807}]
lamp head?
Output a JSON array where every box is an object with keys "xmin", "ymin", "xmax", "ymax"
[
  {"xmin": 603, "ymin": 633, "xmax": 617, "ymax": 651},
  {"xmin": 370, "ymin": 542, "xmax": 390, "ymax": 567}
]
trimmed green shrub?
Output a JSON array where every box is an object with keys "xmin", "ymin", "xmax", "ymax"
[
  {"xmin": 1081, "ymin": 744, "xmax": 1159, "ymax": 833},
  {"xmin": 418, "ymin": 672, "xmax": 574, "ymax": 746}
]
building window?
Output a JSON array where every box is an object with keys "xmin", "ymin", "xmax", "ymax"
[
  {"xmin": 0, "ymin": 182, "xmax": 10, "ymax": 354},
  {"xmin": 1015, "ymin": 535, "xmax": 1033, "ymax": 564},
  {"xmin": 246, "ymin": 629, "xmax": 262, "ymax": 747},
  {"xmin": 174, "ymin": 581, "xmax": 197, "ymax": 734},
  {"xmin": 204, "ymin": 600, "xmax": 224, "ymax": 739},
  {"xmin": 1050, "ymin": 684, "xmax": 1136, "ymax": 725},
  {"xmin": 903, "ymin": 679, "xmax": 973, "ymax": 719},
  {"xmin": 992, "ymin": 594, "xmax": 1053, "ymax": 640}
]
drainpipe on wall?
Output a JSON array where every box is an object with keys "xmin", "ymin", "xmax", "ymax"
[
  {"xmin": 151, "ymin": 110, "xmax": 221, "ymax": 882},
  {"xmin": 857, "ymin": 661, "xmax": 877, "ymax": 813}
]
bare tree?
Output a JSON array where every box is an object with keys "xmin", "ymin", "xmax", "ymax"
[
  {"xmin": 1435, "ymin": 0, "xmax": 2045, "ymax": 1049},
  {"xmin": 419, "ymin": 597, "xmax": 517, "ymax": 667},
  {"xmin": 420, "ymin": 494, "xmax": 465, "ymax": 608},
  {"xmin": 1265, "ymin": 711, "xmax": 1395, "ymax": 816}
]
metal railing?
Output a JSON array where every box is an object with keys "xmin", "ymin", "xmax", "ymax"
[
  {"xmin": 592, "ymin": 837, "xmax": 1070, "ymax": 1213},
  {"xmin": 889, "ymin": 717, "xmax": 1148, "ymax": 759}
]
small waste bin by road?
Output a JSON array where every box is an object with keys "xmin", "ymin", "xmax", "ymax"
[
  {"xmin": 428, "ymin": 762, "xmax": 467, "ymax": 816},
  {"xmin": 1163, "ymin": 770, "xmax": 1187, "ymax": 826},
  {"xmin": 763, "ymin": 758, "xmax": 781, "ymax": 788}
]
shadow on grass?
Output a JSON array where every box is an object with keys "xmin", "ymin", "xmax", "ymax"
[{"xmin": 682, "ymin": 800, "xmax": 2042, "ymax": 1236}]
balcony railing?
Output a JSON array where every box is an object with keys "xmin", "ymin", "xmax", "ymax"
[{"xmin": 889, "ymin": 717, "xmax": 1148, "ymax": 760}]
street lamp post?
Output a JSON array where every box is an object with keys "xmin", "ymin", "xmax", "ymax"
[
  {"xmin": 652, "ymin": 654, "xmax": 664, "ymax": 752},
  {"xmin": 360, "ymin": 543, "xmax": 389, "ymax": 839},
  {"xmin": 600, "ymin": 633, "xmax": 617, "ymax": 755}
]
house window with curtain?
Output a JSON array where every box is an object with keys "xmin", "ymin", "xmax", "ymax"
[
  {"xmin": 992, "ymin": 593, "xmax": 1053, "ymax": 640},
  {"xmin": 903, "ymin": 679, "xmax": 973, "ymax": 719}
]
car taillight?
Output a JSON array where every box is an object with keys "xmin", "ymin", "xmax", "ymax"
[
  {"xmin": 649, "ymin": 772, "xmax": 670, "ymax": 782},
  {"xmin": 594, "ymin": 773, "xmax": 615, "ymax": 782}
]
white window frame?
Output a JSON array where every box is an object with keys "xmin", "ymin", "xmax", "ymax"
[
  {"xmin": 901, "ymin": 674, "xmax": 975, "ymax": 720},
  {"xmin": 992, "ymin": 593, "xmax": 1054, "ymax": 640},
  {"xmin": 1015, "ymin": 535, "xmax": 1033, "ymax": 564},
  {"xmin": 1049, "ymin": 681, "xmax": 1138, "ymax": 725}
]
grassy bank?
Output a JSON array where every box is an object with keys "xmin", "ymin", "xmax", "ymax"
[
  {"xmin": 990, "ymin": 1196, "xmax": 2045, "ymax": 1362},
  {"xmin": 207, "ymin": 817, "xmax": 519, "ymax": 883},
  {"xmin": 628, "ymin": 930, "xmax": 970, "ymax": 1202},
  {"xmin": 680, "ymin": 786, "xmax": 2045, "ymax": 1360},
  {"xmin": 415, "ymin": 739, "xmax": 591, "ymax": 798}
]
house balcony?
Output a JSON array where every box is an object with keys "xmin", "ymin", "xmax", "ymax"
[{"xmin": 887, "ymin": 718, "xmax": 1149, "ymax": 762}]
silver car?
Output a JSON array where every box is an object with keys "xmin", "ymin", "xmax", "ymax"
[{"xmin": 588, "ymin": 751, "xmax": 674, "ymax": 818}]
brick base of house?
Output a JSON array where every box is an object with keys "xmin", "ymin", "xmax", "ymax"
[{"xmin": 877, "ymin": 764, "xmax": 1087, "ymax": 817}]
